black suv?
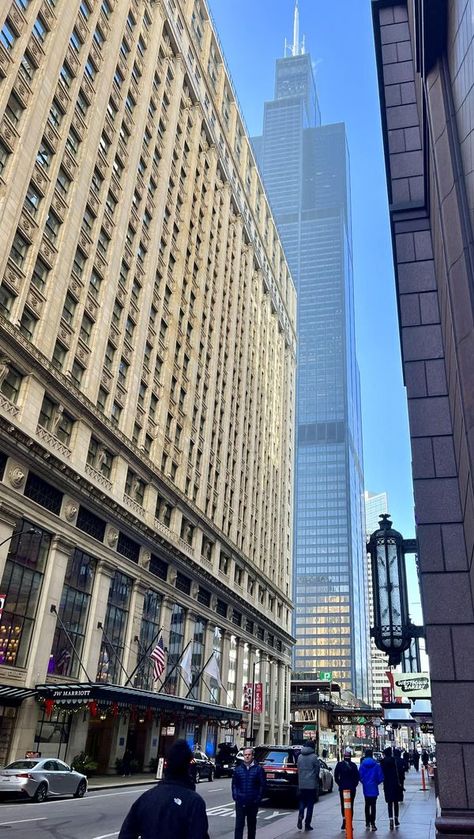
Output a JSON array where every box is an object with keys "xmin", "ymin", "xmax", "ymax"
[{"xmin": 191, "ymin": 750, "xmax": 215, "ymax": 783}]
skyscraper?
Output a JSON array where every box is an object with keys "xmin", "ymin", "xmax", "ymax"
[
  {"xmin": 253, "ymin": 3, "xmax": 368, "ymax": 699},
  {"xmin": 0, "ymin": 0, "xmax": 296, "ymax": 766}
]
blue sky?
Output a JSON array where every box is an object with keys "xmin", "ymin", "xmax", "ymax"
[{"xmin": 207, "ymin": 0, "xmax": 416, "ymax": 540}]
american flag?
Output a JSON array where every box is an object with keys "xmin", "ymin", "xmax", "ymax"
[{"xmin": 150, "ymin": 635, "xmax": 166, "ymax": 681}]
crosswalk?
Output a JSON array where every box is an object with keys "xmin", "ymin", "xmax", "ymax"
[{"xmin": 206, "ymin": 803, "xmax": 291, "ymax": 821}]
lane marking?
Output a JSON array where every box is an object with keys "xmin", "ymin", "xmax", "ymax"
[
  {"xmin": 0, "ymin": 817, "xmax": 47, "ymax": 826},
  {"xmin": 90, "ymin": 834, "xmax": 119, "ymax": 839}
]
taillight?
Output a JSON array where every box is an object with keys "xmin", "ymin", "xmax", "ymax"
[
  {"xmin": 15, "ymin": 773, "xmax": 32, "ymax": 779},
  {"xmin": 285, "ymin": 766, "xmax": 298, "ymax": 773}
]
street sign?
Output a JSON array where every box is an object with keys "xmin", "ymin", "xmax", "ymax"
[
  {"xmin": 319, "ymin": 670, "xmax": 333, "ymax": 682},
  {"xmin": 393, "ymin": 672, "xmax": 430, "ymax": 699}
]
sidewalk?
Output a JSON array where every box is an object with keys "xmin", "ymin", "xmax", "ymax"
[
  {"xmin": 257, "ymin": 768, "xmax": 436, "ymax": 839},
  {"xmin": 88, "ymin": 773, "xmax": 156, "ymax": 790}
]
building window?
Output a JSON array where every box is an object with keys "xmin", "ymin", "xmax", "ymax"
[
  {"xmin": 61, "ymin": 292, "xmax": 76, "ymax": 324},
  {"xmin": 24, "ymin": 183, "xmax": 43, "ymax": 217},
  {"xmin": 0, "ymin": 139, "xmax": 10, "ymax": 176},
  {"xmin": 0, "ymin": 21, "xmax": 16, "ymax": 52},
  {"xmin": 70, "ymin": 359, "xmax": 84, "ymax": 387},
  {"xmin": 9, "ymin": 231, "xmax": 29, "ymax": 269},
  {"xmin": 189, "ymin": 616, "xmax": 205, "ymax": 700},
  {"xmin": 150, "ymin": 554, "xmax": 167, "ymax": 581},
  {"xmin": 117, "ymin": 532, "xmax": 140, "ymax": 563},
  {"xmin": 96, "ymin": 571, "xmax": 132, "ymax": 684},
  {"xmin": 24, "ymin": 472, "xmax": 63, "ymax": 514},
  {"xmin": 96, "ymin": 386, "xmax": 108, "ymax": 412},
  {"xmin": 0, "ymin": 286, "xmax": 14, "ymax": 316},
  {"xmin": 0, "ymin": 519, "xmax": 51, "ymax": 668},
  {"xmin": 87, "ymin": 437, "xmax": 113, "ymax": 478},
  {"xmin": 56, "ymin": 166, "xmax": 72, "ymax": 197},
  {"xmin": 89, "ymin": 269, "xmax": 102, "ymax": 300},
  {"xmin": 5, "ymin": 92, "xmax": 24, "ymax": 127},
  {"xmin": 111, "ymin": 401, "xmax": 122, "ymax": 425},
  {"xmin": 216, "ymin": 599, "xmax": 227, "ymax": 618},
  {"xmin": 18, "ymin": 308, "xmax": 37, "ymax": 340},
  {"xmin": 38, "ymin": 395, "xmax": 74, "ymax": 445},
  {"xmin": 79, "ymin": 314, "xmax": 93, "ymax": 345},
  {"xmin": 36, "ymin": 139, "xmax": 54, "ymax": 171},
  {"xmin": 76, "ymin": 506, "xmax": 106, "ymax": 541},
  {"xmin": 45, "ymin": 209, "xmax": 61, "ymax": 243},
  {"xmin": 165, "ymin": 604, "xmax": 184, "ymax": 695},
  {"xmin": 175, "ymin": 572, "xmax": 191, "ymax": 595},
  {"xmin": 0, "ymin": 365, "xmax": 23, "ymax": 404},
  {"xmin": 31, "ymin": 257, "xmax": 49, "ymax": 290},
  {"xmin": 49, "ymin": 549, "xmax": 96, "ymax": 678},
  {"xmin": 209, "ymin": 626, "xmax": 222, "ymax": 703},
  {"xmin": 52, "ymin": 340, "xmax": 67, "ymax": 370},
  {"xmin": 135, "ymin": 589, "xmax": 162, "ymax": 690}
]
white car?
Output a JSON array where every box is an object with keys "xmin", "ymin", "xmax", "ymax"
[{"xmin": 0, "ymin": 758, "xmax": 87, "ymax": 802}]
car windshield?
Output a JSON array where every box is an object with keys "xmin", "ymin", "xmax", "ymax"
[{"xmin": 4, "ymin": 760, "xmax": 40, "ymax": 770}]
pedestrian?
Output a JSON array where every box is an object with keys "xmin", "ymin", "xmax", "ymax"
[
  {"xmin": 359, "ymin": 748, "xmax": 384, "ymax": 831},
  {"xmin": 334, "ymin": 746, "xmax": 360, "ymax": 831},
  {"xmin": 297, "ymin": 740, "xmax": 320, "ymax": 832},
  {"xmin": 421, "ymin": 749, "xmax": 429, "ymax": 769},
  {"xmin": 413, "ymin": 749, "xmax": 420, "ymax": 772},
  {"xmin": 380, "ymin": 746, "xmax": 404, "ymax": 830},
  {"xmin": 232, "ymin": 746, "xmax": 266, "ymax": 839},
  {"xmin": 122, "ymin": 747, "xmax": 133, "ymax": 777},
  {"xmin": 393, "ymin": 749, "xmax": 406, "ymax": 800},
  {"xmin": 118, "ymin": 739, "xmax": 209, "ymax": 839},
  {"xmin": 402, "ymin": 750, "xmax": 410, "ymax": 774}
]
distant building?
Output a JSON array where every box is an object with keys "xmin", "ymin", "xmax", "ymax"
[
  {"xmin": 364, "ymin": 491, "xmax": 389, "ymax": 706},
  {"xmin": 373, "ymin": 1, "xmax": 474, "ymax": 834},
  {"xmin": 0, "ymin": 0, "xmax": 296, "ymax": 769},
  {"xmin": 253, "ymin": 3, "xmax": 368, "ymax": 700}
]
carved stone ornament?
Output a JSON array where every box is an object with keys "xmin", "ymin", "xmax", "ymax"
[
  {"xmin": 107, "ymin": 527, "xmax": 119, "ymax": 547},
  {"xmin": 64, "ymin": 500, "xmax": 78, "ymax": 522},
  {"xmin": 7, "ymin": 466, "xmax": 25, "ymax": 489}
]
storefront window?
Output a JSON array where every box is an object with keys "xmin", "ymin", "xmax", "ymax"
[
  {"xmin": 0, "ymin": 519, "xmax": 51, "ymax": 668},
  {"xmin": 164, "ymin": 604, "xmax": 184, "ymax": 695},
  {"xmin": 135, "ymin": 589, "xmax": 161, "ymax": 691},
  {"xmin": 49, "ymin": 549, "xmax": 96, "ymax": 678},
  {"xmin": 189, "ymin": 617, "xmax": 205, "ymax": 700},
  {"xmin": 96, "ymin": 571, "xmax": 132, "ymax": 684}
]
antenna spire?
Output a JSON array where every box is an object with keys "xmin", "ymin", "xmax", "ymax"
[{"xmin": 293, "ymin": 0, "xmax": 300, "ymax": 56}]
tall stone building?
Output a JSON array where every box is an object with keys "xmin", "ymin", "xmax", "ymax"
[
  {"xmin": 252, "ymin": 5, "xmax": 368, "ymax": 700},
  {"xmin": 0, "ymin": 0, "xmax": 296, "ymax": 771},
  {"xmin": 373, "ymin": 1, "xmax": 474, "ymax": 835}
]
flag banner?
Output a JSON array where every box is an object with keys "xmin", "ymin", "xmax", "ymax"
[
  {"xmin": 179, "ymin": 642, "xmax": 193, "ymax": 685},
  {"xmin": 150, "ymin": 635, "xmax": 166, "ymax": 681},
  {"xmin": 254, "ymin": 682, "xmax": 263, "ymax": 714},
  {"xmin": 243, "ymin": 683, "xmax": 253, "ymax": 712},
  {"xmin": 204, "ymin": 652, "xmax": 223, "ymax": 687}
]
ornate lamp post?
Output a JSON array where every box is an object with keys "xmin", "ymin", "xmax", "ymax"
[{"xmin": 368, "ymin": 514, "xmax": 423, "ymax": 667}]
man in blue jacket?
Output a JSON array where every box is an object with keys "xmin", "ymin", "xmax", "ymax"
[
  {"xmin": 232, "ymin": 747, "xmax": 266, "ymax": 839},
  {"xmin": 359, "ymin": 748, "xmax": 384, "ymax": 831}
]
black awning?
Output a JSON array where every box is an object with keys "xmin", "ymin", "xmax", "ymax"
[
  {"xmin": 35, "ymin": 682, "xmax": 242, "ymax": 723},
  {"xmin": 0, "ymin": 685, "xmax": 37, "ymax": 706}
]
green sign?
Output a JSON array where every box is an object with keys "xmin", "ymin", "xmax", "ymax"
[
  {"xmin": 303, "ymin": 724, "xmax": 316, "ymax": 732},
  {"xmin": 319, "ymin": 671, "xmax": 333, "ymax": 682},
  {"xmin": 357, "ymin": 717, "xmax": 368, "ymax": 724}
]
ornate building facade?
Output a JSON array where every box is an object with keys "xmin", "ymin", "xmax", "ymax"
[{"xmin": 0, "ymin": 0, "xmax": 296, "ymax": 771}]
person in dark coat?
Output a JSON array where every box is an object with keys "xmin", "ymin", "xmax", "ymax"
[
  {"xmin": 359, "ymin": 748, "xmax": 384, "ymax": 831},
  {"xmin": 394, "ymin": 748, "xmax": 406, "ymax": 799},
  {"xmin": 380, "ymin": 746, "xmax": 404, "ymax": 830},
  {"xmin": 334, "ymin": 747, "xmax": 360, "ymax": 831},
  {"xmin": 297, "ymin": 741, "xmax": 320, "ymax": 831},
  {"xmin": 413, "ymin": 749, "xmax": 420, "ymax": 772},
  {"xmin": 122, "ymin": 747, "xmax": 133, "ymax": 777},
  {"xmin": 232, "ymin": 747, "xmax": 266, "ymax": 839},
  {"xmin": 402, "ymin": 750, "xmax": 410, "ymax": 773},
  {"xmin": 421, "ymin": 749, "xmax": 429, "ymax": 768},
  {"xmin": 118, "ymin": 739, "xmax": 209, "ymax": 839}
]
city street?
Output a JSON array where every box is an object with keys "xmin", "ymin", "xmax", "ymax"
[{"xmin": 0, "ymin": 770, "xmax": 435, "ymax": 838}]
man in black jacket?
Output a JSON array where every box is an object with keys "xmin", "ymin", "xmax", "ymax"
[
  {"xmin": 118, "ymin": 739, "xmax": 209, "ymax": 839},
  {"xmin": 232, "ymin": 747, "xmax": 266, "ymax": 839},
  {"xmin": 334, "ymin": 747, "xmax": 360, "ymax": 831}
]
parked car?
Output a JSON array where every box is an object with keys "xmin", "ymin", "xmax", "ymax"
[
  {"xmin": 215, "ymin": 743, "xmax": 237, "ymax": 778},
  {"xmin": 238, "ymin": 745, "xmax": 333, "ymax": 801},
  {"xmin": 191, "ymin": 750, "xmax": 215, "ymax": 782},
  {"xmin": 0, "ymin": 758, "xmax": 87, "ymax": 802}
]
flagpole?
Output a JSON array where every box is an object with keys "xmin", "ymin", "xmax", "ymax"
[
  {"xmin": 97, "ymin": 621, "xmax": 133, "ymax": 683},
  {"xmin": 50, "ymin": 605, "xmax": 93, "ymax": 683},
  {"xmin": 123, "ymin": 625, "xmax": 164, "ymax": 688},
  {"xmin": 159, "ymin": 639, "xmax": 193, "ymax": 692},
  {"xmin": 185, "ymin": 652, "xmax": 214, "ymax": 699}
]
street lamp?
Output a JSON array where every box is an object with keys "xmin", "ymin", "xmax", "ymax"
[{"xmin": 368, "ymin": 514, "xmax": 423, "ymax": 667}]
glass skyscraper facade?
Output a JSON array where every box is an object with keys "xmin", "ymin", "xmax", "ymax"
[{"xmin": 253, "ymin": 40, "xmax": 369, "ymax": 699}]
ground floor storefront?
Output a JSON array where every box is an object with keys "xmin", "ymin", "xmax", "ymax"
[{"xmin": 29, "ymin": 682, "xmax": 242, "ymax": 774}]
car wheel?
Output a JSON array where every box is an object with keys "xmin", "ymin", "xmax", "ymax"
[
  {"xmin": 33, "ymin": 783, "xmax": 48, "ymax": 803},
  {"xmin": 208, "ymin": 768, "xmax": 214, "ymax": 782},
  {"xmin": 195, "ymin": 770, "xmax": 200, "ymax": 783},
  {"xmin": 74, "ymin": 780, "xmax": 87, "ymax": 798}
]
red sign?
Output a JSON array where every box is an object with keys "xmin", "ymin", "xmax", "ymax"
[
  {"xmin": 381, "ymin": 687, "xmax": 391, "ymax": 703},
  {"xmin": 254, "ymin": 683, "xmax": 263, "ymax": 714},
  {"xmin": 0, "ymin": 594, "xmax": 5, "ymax": 622}
]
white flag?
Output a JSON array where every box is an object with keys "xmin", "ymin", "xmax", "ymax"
[
  {"xmin": 204, "ymin": 652, "xmax": 224, "ymax": 688},
  {"xmin": 179, "ymin": 643, "xmax": 193, "ymax": 685}
]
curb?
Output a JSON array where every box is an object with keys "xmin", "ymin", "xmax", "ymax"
[{"xmin": 89, "ymin": 779, "xmax": 157, "ymax": 791}]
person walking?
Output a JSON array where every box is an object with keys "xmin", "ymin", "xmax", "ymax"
[
  {"xmin": 334, "ymin": 747, "xmax": 360, "ymax": 831},
  {"xmin": 232, "ymin": 747, "xmax": 266, "ymax": 839},
  {"xmin": 118, "ymin": 739, "xmax": 209, "ymax": 839},
  {"xmin": 413, "ymin": 749, "xmax": 420, "ymax": 772},
  {"xmin": 359, "ymin": 748, "xmax": 384, "ymax": 831},
  {"xmin": 402, "ymin": 750, "xmax": 410, "ymax": 774},
  {"xmin": 393, "ymin": 749, "xmax": 406, "ymax": 801},
  {"xmin": 121, "ymin": 747, "xmax": 133, "ymax": 777},
  {"xmin": 421, "ymin": 749, "xmax": 429, "ymax": 769},
  {"xmin": 297, "ymin": 740, "xmax": 320, "ymax": 832},
  {"xmin": 380, "ymin": 746, "xmax": 404, "ymax": 830}
]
